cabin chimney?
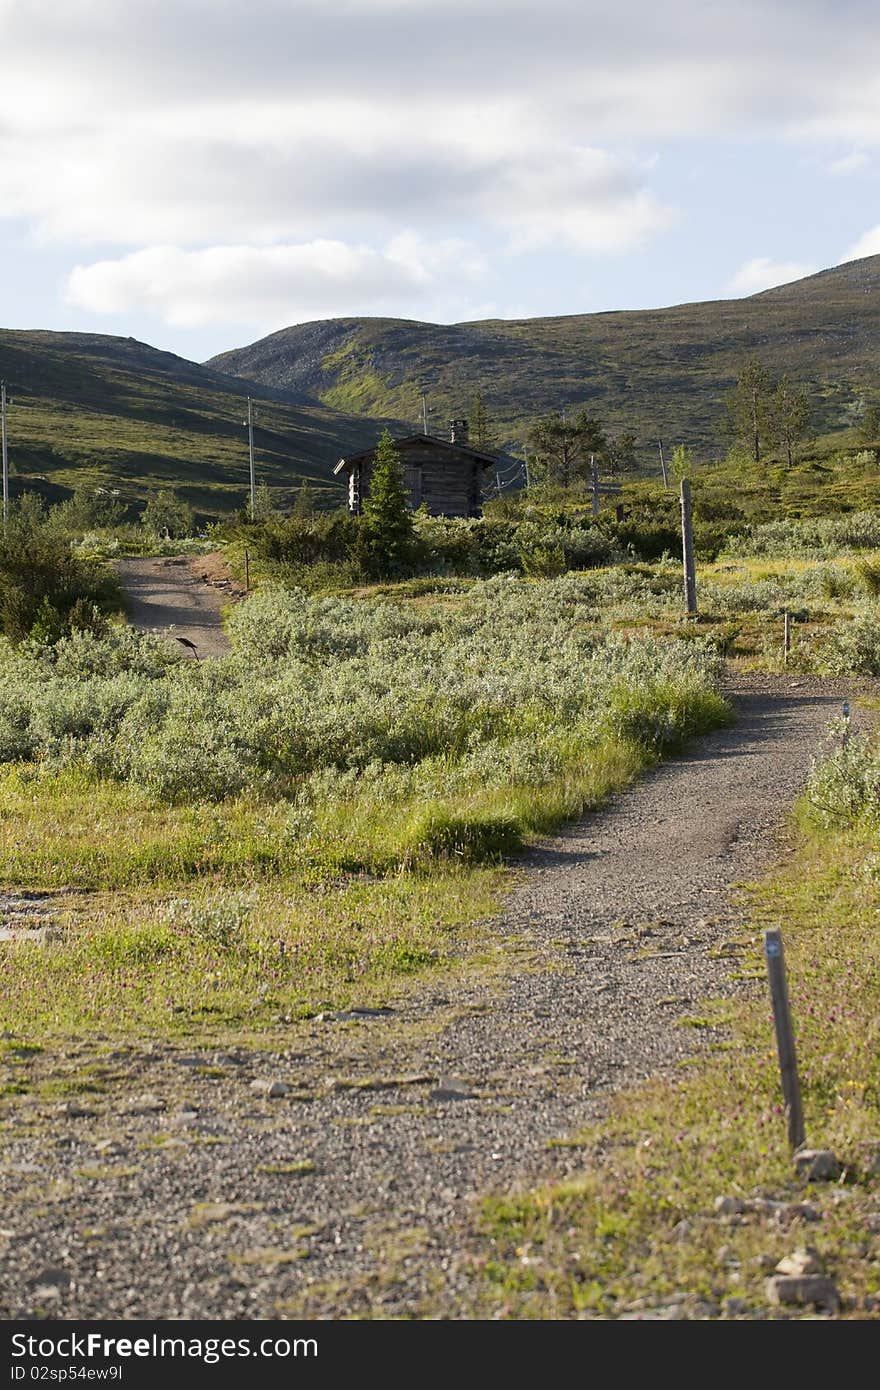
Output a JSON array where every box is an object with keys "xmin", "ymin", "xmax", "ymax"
[{"xmin": 449, "ymin": 418, "xmax": 469, "ymax": 445}]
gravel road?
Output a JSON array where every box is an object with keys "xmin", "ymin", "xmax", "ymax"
[
  {"xmin": 114, "ymin": 556, "xmax": 234, "ymax": 657},
  {"xmin": 0, "ymin": 673, "xmax": 867, "ymax": 1320}
]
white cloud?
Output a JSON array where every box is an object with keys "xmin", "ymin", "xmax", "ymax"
[
  {"xmin": 0, "ymin": 1, "xmax": 876, "ymax": 257},
  {"xmin": 485, "ymin": 146, "xmax": 677, "ymax": 254},
  {"xmin": 64, "ymin": 236, "xmax": 489, "ymax": 329},
  {"xmin": 725, "ymin": 256, "xmax": 817, "ymax": 296},
  {"xmin": 829, "ymin": 151, "xmax": 870, "ymax": 175},
  {"xmin": 842, "ymin": 226, "xmax": 880, "ymax": 261}
]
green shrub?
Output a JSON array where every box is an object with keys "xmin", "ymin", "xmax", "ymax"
[{"xmin": 805, "ymin": 729, "xmax": 880, "ymax": 827}]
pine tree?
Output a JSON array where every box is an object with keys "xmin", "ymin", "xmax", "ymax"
[
  {"xmin": 769, "ymin": 376, "xmax": 810, "ymax": 468},
  {"xmin": 469, "ymin": 392, "xmax": 496, "ymax": 452},
  {"xmin": 527, "ymin": 410, "xmax": 608, "ymax": 488},
  {"xmin": 356, "ymin": 430, "xmax": 417, "ymax": 578},
  {"xmin": 725, "ymin": 358, "xmax": 773, "ymax": 462},
  {"xmin": 857, "ymin": 403, "xmax": 880, "ymax": 447},
  {"xmin": 292, "ymin": 481, "xmax": 317, "ymax": 516}
]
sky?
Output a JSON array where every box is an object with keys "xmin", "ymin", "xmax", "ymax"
[{"xmin": 1, "ymin": 0, "xmax": 879, "ymax": 363}]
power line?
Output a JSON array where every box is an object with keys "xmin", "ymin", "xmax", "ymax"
[
  {"xmin": 244, "ymin": 397, "xmax": 256, "ymax": 516},
  {"xmin": 1, "ymin": 382, "xmax": 9, "ymax": 532}
]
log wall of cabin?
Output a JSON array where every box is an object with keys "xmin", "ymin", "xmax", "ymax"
[{"xmin": 348, "ymin": 444, "xmax": 484, "ymax": 517}]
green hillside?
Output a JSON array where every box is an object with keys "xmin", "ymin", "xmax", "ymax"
[
  {"xmin": 208, "ymin": 256, "xmax": 880, "ymax": 466},
  {"xmin": 0, "ymin": 330, "xmax": 388, "ymax": 518}
]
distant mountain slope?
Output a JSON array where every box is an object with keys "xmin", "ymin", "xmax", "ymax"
[
  {"xmin": 0, "ymin": 330, "xmax": 387, "ymax": 517},
  {"xmin": 208, "ymin": 256, "xmax": 880, "ymax": 463}
]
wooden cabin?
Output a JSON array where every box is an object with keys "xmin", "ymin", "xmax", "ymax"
[{"xmin": 334, "ymin": 420, "xmax": 496, "ymax": 518}]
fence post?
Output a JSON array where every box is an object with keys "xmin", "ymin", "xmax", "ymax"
[
  {"xmin": 245, "ymin": 547, "xmax": 250, "ymax": 593},
  {"xmin": 783, "ymin": 609, "xmax": 791, "ymax": 664},
  {"xmin": 680, "ymin": 478, "xmax": 697, "ymax": 615},
  {"xmin": 764, "ymin": 929, "xmax": 805, "ymax": 1150}
]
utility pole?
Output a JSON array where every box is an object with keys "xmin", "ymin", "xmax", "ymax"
[
  {"xmin": 1, "ymin": 382, "xmax": 9, "ymax": 532},
  {"xmin": 246, "ymin": 397, "xmax": 256, "ymax": 517},
  {"xmin": 523, "ymin": 446, "xmax": 531, "ymax": 490},
  {"xmin": 680, "ymin": 477, "xmax": 697, "ymax": 615},
  {"xmin": 590, "ymin": 453, "xmax": 599, "ymax": 517},
  {"xmin": 421, "ymin": 394, "xmax": 430, "ymax": 436},
  {"xmin": 658, "ymin": 440, "xmax": 669, "ymax": 488}
]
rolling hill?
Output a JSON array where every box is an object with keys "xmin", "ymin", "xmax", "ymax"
[
  {"xmin": 208, "ymin": 256, "xmax": 880, "ymax": 467},
  {"xmin": 0, "ymin": 330, "xmax": 389, "ymax": 518}
]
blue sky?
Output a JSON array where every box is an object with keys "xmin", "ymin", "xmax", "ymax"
[{"xmin": 1, "ymin": 0, "xmax": 879, "ymax": 362}]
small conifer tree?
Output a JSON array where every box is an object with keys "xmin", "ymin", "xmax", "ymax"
[{"xmin": 356, "ymin": 429, "xmax": 417, "ymax": 578}]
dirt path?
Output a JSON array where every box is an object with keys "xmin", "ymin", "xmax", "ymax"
[
  {"xmin": 114, "ymin": 554, "xmax": 237, "ymax": 657},
  {"xmin": 0, "ymin": 675, "xmax": 866, "ymax": 1319}
]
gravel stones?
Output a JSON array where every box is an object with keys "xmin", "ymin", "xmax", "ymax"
[
  {"xmin": 0, "ymin": 674, "xmax": 866, "ymax": 1320},
  {"xmin": 794, "ymin": 1149, "xmax": 843, "ymax": 1182}
]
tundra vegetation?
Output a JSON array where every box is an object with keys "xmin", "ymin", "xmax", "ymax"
[
  {"xmin": 0, "ymin": 574, "xmax": 727, "ymax": 1038},
  {"xmin": 463, "ymin": 725, "xmax": 880, "ymax": 1319},
  {"xmin": 2, "ymin": 418, "xmax": 880, "ymax": 1317}
]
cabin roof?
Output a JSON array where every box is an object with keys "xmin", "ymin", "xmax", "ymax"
[{"xmin": 334, "ymin": 433, "xmax": 497, "ymax": 475}]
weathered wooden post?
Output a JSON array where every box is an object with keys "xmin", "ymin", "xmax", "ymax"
[
  {"xmin": 680, "ymin": 478, "xmax": 697, "ymax": 615},
  {"xmin": 245, "ymin": 547, "xmax": 250, "ymax": 593},
  {"xmin": 783, "ymin": 609, "xmax": 791, "ymax": 664},
  {"xmin": 590, "ymin": 453, "xmax": 599, "ymax": 517},
  {"xmin": 764, "ymin": 929, "xmax": 805, "ymax": 1150}
]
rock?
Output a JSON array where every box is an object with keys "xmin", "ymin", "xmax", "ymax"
[
  {"xmin": 748, "ymin": 1197, "xmax": 820, "ymax": 1224},
  {"xmin": 776, "ymin": 1201, "xmax": 821, "ymax": 1225},
  {"xmin": 670, "ymin": 1219, "xmax": 692, "ymax": 1242},
  {"xmin": 94, "ymin": 1139, "xmax": 123, "ymax": 1156},
  {"xmin": 126, "ymin": 1093, "xmax": 166, "ymax": 1115},
  {"xmin": 430, "ymin": 1076, "xmax": 475, "ymax": 1102},
  {"xmin": 795, "ymin": 1149, "xmax": 842, "ymax": 1182},
  {"xmin": 765, "ymin": 1274, "xmax": 840, "ymax": 1312},
  {"xmin": 775, "ymin": 1247, "xmax": 823, "ymax": 1277},
  {"xmin": 250, "ymin": 1079, "xmax": 289, "ymax": 1098},
  {"xmin": 724, "ymin": 1297, "xmax": 749, "ymax": 1317},
  {"xmin": 30, "ymin": 1267, "xmax": 72, "ymax": 1290},
  {"xmin": 54, "ymin": 1101, "xmax": 95, "ymax": 1119},
  {"xmin": 714, "ymin": 1195, "xmax": 747, "ymax": 1216}
]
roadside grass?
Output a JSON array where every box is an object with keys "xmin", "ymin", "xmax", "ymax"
[
  {"xmin": 0, "ymin": 716, "xmax": 729, "ymax": 1044},
  {"xmin": 461, "ymin": 815, "xmax": 880, "ymax": 1320},
  {"xmin": 0, "ymin": 870, "xmax": 506, "ymax": 1046},
  {"xmin": 0, "ymin": 708, "xmax": 728, "ymax": 892}
]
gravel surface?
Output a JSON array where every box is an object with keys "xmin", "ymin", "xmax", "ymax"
[
  {"xmin": 0, "ymin": 673, "xmax": 868, "ymax": 1320},
  {"xmin": 114, "ymin": 555, "xmax": 235, "ymax": 657}
]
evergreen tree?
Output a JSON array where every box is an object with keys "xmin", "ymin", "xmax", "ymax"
[
  {"xmin": 356, "ymin": 430, "xmax": 417, "ymax": 578},
  {"xmin": 606, "ymin": 429, "xmax": 638, "ymax": 477},
  {"xmin": 725, "ymin": 358, "xmax": 773, "ymax": 462},
  {"xmin": 769, "ymin": 376, "xmax": 810, "ymax": 468},
  {"xmin": 858, "ymin": 403, "xmax": 880, "ymax": 446},
  {"xmin": 469, "ymin": 392, "xmax": 497, "ymax": 452},
  {"xmin": 527, "ymin": 409, "xmax": 608, "ymax": 488},
  {"xmin": 292, "ymin": 481, "xmax": 317, "ymax": 516}
]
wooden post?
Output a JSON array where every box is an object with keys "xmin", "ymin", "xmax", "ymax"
[
  {"xmin": 783, "ymin": 609, "xmax": 791, "ymax": 664},
  {"xmin": 245, "ymin": 547, "xmax": 250, "ymax": 593},
  {"xmin": 764, "ymin": 929, "xmax": 806, "ymax": 1150},
  {"xmin": 591, "ymin": 453, "xmax": 599, "ymax": 517},
  {"xmin": 680, "ymin": 478, "xmax": 697, "ymax": 616}
]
